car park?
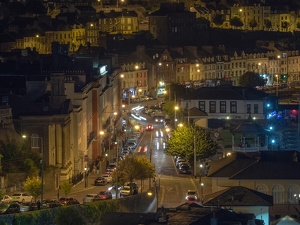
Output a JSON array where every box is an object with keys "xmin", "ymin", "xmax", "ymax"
[
  {"xmin": 20, "ymin": 202, "xmax": 37, "ymax": 212},
  {"xmin": 59, "ymin": 197, "xmax": 80, "ymax": 206},
  {"xmin": 0, "ymin": 203, "xmax": 20, "ymax": 214},
  {"xmin": 185, "ymin": 190, "xmax": 198, "ymax": 204},
  {"xmin": 83, "ymin": 194, "xmax": 98, "ymax": 204},
  {"xmin": 1, "ymin": 195, "xmax": 12, "ymax": 203},
  {"xmin": 42, "ymin": 199, "xmax": 61, "ymax": 208},
  {"xmin": 94, "ymin": 177, "xmax": 107, "ymax": 186},
  {"xmin": 11, "ymin": 193, "xmax": 33, "ymax": 203},
  {"xmin": 97, "ymin": 191, "xmax": 113, "ymax": 200}
]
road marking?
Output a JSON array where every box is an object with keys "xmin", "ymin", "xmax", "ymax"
[
  {"xmin": 166, "ymin": 187, "xmax": 172, "ymax": 192},
  {"xmin": 143, "ymin": 146, "xmax": 147, "ymax": 153}
]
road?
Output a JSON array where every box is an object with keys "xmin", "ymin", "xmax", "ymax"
[{"xmin": 43, "ymin": 97, "xmax": 202, "ymax": 209}]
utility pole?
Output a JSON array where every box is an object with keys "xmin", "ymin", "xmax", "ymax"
[
  {"xmin": 149, "ymin": 131, "xmax": 152, "ymax": 187},
  {"xmin": 194, "ymin": 127, "xmax": 196, "ymax": 179},
  {"xmin": 116, "ymin": 141, "xmax": 119, "ymax": 199}
]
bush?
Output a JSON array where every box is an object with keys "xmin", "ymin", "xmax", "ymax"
[
  {"xmin": 13, "ymin": 209, "xmax": 54, "ymax": 225},
  {"xmin": 54, "ymin": 206, "xmax": 85, "ymax": 225},
  {"xmin": 83, "ymin": 200, "xmax": 118, "ymax": 223}
]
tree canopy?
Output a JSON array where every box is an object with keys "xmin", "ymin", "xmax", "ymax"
[
  {"xmin": 164, "ymin": 125, "xmax": 218, "ymax": 163},
  {"xmin": 239, "ymin": 71, "xmax": 266, "ymax": 88},
  {"xmin": 212, "ymin": 14, "xmax": 224, "ymax": 27},
  {"xmin": 60, "ymin": 181, "xmax": 73, "ymax": 198},
  {"xmin": 249, "ymin": 19, "xmax": 258, "ymax": 30},
  {"xmin": 24, "ymin": 177, "xmax": 43, "ymax": 202},
  {"xmin": 230, "ymin": 17, "xmax": 243, "ymax": 28}
]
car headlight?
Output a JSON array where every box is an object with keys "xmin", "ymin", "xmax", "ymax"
[
  {"xmin": 195, "ymin": 196, "xmax": 197, "ymax": 199},
  {"xmin": 185, "ymin": 196, "xmax": 188, "ymax": 200}
]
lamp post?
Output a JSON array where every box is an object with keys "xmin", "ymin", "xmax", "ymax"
[
  {"xmin": 200, "ymin": 182, "xmax": 204, "ymax": 204},
  {"xmin": 276, "ymin": 74, "xmax": 279, "ymax": 96},
  {"xmin": 84, "ymin": 167, "xmax": 88, "ymax": 188},
  {"xmin": 108, "ymin": 111, "xmax": 118, "ymax": 164},
  {"xmin": 115, "ymin": 141, "xmax": 119, "ymax": 199},
  {"xmin": 174, "ymin": 106, "xmax": 179, "ymax": 127},
  {"xmin": 22, "ymin": 135, "xmax": 44, "ymax": 208}
]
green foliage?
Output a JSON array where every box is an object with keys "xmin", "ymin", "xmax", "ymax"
[
  {"xmin": 13, "ymin": 209, "xmax": 54, "ymax": 225},
  {"xmin": 212, "ymin": 14, "xmax": 224, "ymax": 27},
  {"xmin": 23, "ymin": 177, "xmax": 43, "ymax": 202},
  {"xmin": 230, "ymin": 16, "xmax": 243, "ymax": 28},
  {"xmin": 0, "ymin": 136, "xmax": 28, "ymax": 172},
  {"xmin": 163, "ymin": 100, "xmax": 176, "ymax": 118},
  {"xmin": 165, "ymin": 83, "xmax": 188, "ymax": 102},
  {"xmin": 111, "ymin": 156, "xmax": 155, "ymax": 186},
  {"xmin": 165, "ymin": 125, "xmax": 218, "ymax": 163},
  {"xmin": 54, "ymin": 206, "xmax": 86, "ymax": 225},
  {"xmin": 249, "ymin": 19, "xmax": 258, "ymax": 30},
  {"xmin": 60, "ymin": 182, "xmax": 73, "ymax": 198},
  {"xmin": 239, "ymin": 71, "xmax": 265, "ymax": 88},
  {"xmin": 23, "ymin": 159, "xmax": 39, "ymax": 177},
  {"xmin": 83, "ymin": 200, "xmax": 118, "ymax": 223},
  {"xmin": 265, "ymin": 19, "xmax": 272, "ymax": 30},
  {"xmin": 281, "ymin": 21, "xmax": 290, "ymax": 31}
]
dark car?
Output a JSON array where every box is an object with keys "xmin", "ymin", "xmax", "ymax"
[
  {"xmin": 59, "ymin": 197, "xmax": 80, "ymax": 206},
  {"xmin": 179, "ymin": 165, "xmax": 191, "ymax": 174},
  {"xmin": 0, "ymin": 203, "xmax": 20, "ymax": 214},
  {"xmin": 20, "ymin": 202, "xmax": 37, "ymax": 212},
  {"xmin": 43, "ymin": 199, "xmax": 61, "ymax": 208},
  {"xmin": 94, "ymin": 177, "xmax": 107, "ymax": 186}
]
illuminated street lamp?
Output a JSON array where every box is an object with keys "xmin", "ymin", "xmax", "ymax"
[
  {"xmin": 276, "ymin": 74, "xmax": 279, "ymax": 96},
  {"xmin": 165, "ymin": 128, "xmax": 170, "ymax": 132},
  {"xmin": 178, "ymin": 123, "xmax": 183, "ymax": 127},
  {"xmin": 134, "ymin": 125, "xmax": 140, "ymax": 130},
  {"xmin": 120, "ymin": 74, "xmax": 124, "ymax": 78},
  {"xmin": 22, "ymin": 135, "xmax": 44, "ymax": 208},
  {"xmin": 175, "ymin": 106, "xmax": 179, "ymax": 127}
]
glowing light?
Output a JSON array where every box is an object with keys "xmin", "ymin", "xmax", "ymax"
[
  {"xmin": 178, "ymin": 123, "xmax": 183, "ymax": 127},
  {"xmin": 120, "ymin": 74, "xmax": 124, "ymax": 78},
  {"xmin": 175, "ymin": 106, "xmax": 179, "ymax": 110},
  {"xmin": 100, "ymin": 131, "xmax": 104, "ymax": 135},
  {"xmin": 113, "ymin": 112, "xmax": 117, "ymax": 115}
]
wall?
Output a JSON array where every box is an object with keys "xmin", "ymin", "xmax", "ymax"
[
  {"xmin": 118, "ymin": 191, "xmax": 155, "ymax": 213},
  {"xmin": 233, "ymin": 206, "xmax": 269, "ymax": 225},
  {"xmin": 5, "ymin": 173, "xmax": 26, "ymax": 189}
]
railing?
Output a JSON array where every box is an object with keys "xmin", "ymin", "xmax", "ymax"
[{"xmin": 69, "ymin": 172, "xmax": 84, "ymax": 186}]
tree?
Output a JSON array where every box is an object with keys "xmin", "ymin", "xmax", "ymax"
[
  {"xmin": 165, "ymin": 125, "xmax": 218, "ymax": 165},
  {"xmin": 230, "ymin": 16, "xmax": 243, "ymax": 29},
  {"xmin": 23, "ymin": 159, "xmax": 39, "ymax": 177},
  {"xmin": 239, "ymin": 71, "xmax": 266, "ymax": 88},
  {"xmin": 54, "ymin": 206, "xmax": 86, "ymax": 225},
  {"xmin": 165, "ymin": 83, "xmax": 188, "ymax": 102},
  {"xmin": 265, "ymin": 19, "xmax": 272, "ymax": 30},
  {"xmin": 249, "ymin": 19, "xmax": 258, "ymax": 30},
  {"xmin": 24, "ymin": 177, "xmax": 43, "ymax": 202},
  {"xmin": 212, "ymin": 14, "xmax": 224, "ymax": 27},
  {"xmin": 60, "ymin": 181, "xmax": 73, "ymax": 198},
  {"xmin": 135, "ymin": 156, "xmax": 155, "ymax": 192},
  {"xmin": 281, "ymin": 21, "xmax": 290, "ymax": 32}
]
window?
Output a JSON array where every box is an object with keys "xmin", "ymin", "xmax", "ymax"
[
  {"xmin": 199, "ymin": 101, "xmax": 205, "ymax": 111},
  {"xmin": 220, "ymin": 101, "xmax": 226, "ymax": 113},
  {"xmin": 230, "ymin": 101, "xmax": 237, "ymax": 113},
  {"xmin": 254, "ymin": 104, "xmax": 258, "ymax": 113},
  {"xmin": 288, "ymin": 185, "xmax": 300, "ymax": 204},
  {"xmin": 137, "ymin": 81, "xmax": 139, "ymax": 86},
  {"xmin": 31, "ymin": 133, "xmax": 39, "ymax": 148},
  {"xmin": 272, "ymin": 185, "xmax": 284, "ymax": 204},
  {"xmin": 247, "ymin": 104, "xmax": 251, "ymax": 113},
  {"xmin": 256, "ymin": 184, "xmax": 268, "ymax": 194},
  {"xmin": 137, "ymin": 74, "xmax": 138, "ymax": 78},
  {"xmin": 209, "ymin": 101, "xmax": 216, "ymax": 113}
]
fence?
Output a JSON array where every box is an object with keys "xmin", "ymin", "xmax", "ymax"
[{"xmin": 69, "ymin": 173, "xmax": 84, "ymax": 186}]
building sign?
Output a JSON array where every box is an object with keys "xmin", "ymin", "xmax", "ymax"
[{"xmin": 99, "ymin": 65, "xmax": 107, "ymax": 76}]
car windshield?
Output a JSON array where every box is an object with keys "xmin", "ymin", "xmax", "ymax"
[
  {"xmin": 187, "ymin": 197, "xmax": 196, "ymax": 201},
  {"xmin": 0, "ymin": 203, "xmax": 9, "ymax": 210},
  {"xmin": 188, "ymin": 191, "xmax": 196, "ymax": 195},
  {"xmin": 99, "ymin": 192, "xmax": 108, "ymax": 195},
  {"xmin": 12, "ymin": 194, "xmax": 21, "ymax": 196}
]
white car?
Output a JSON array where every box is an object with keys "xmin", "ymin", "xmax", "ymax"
[
  {"xmin": 11, "ymin": 193, "xmax": 33, "ymax": 203},
  {"xmin": 1, "ymin": 195, "xmax": 12, "ymax": 203},
  {"xmin": 102, "ymin": 174, "xmax": 112, "ymax": 183}
]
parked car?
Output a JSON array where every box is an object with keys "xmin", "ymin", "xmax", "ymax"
[
  {"xmin": 120, "ymin": 183, "xmax": 138, "ymax": 197},
  {"xmin": 59, "ymin": 197, "xmax": 80, "ymax": 206},
  {"xmin": 83, "ymin": 194, "xmax": 98, "ymax": 204},
  {"xmin": 43, "ymin": 199, "xmax": 61, "ymax": 208},
  {"xmin": 94, "ymin": 177, "xmax": 107, "ymax": 186},
  {"xmin": 97, "ymin": 191, "xmax": 113, "ymax": 200},
  {"xmin": 179, "ymin": 165, "xmax": 191, "ymax": 174},
  {"xmin": 1, "ymin": 195, "xmax": 12, "ymax": 203},
  {"xmin": 185, "ymin": 190, "xmax": 198, "ymax": 204},
  {"xmin": 176, "ymin": 158, "xmax": 186, "ymax": 168},
  {"xmin": 108, "ymin": 163, "xmax": 116, "ymax": 170},
  {"xmin": 11, "ymin": 193, "xmax": 33, "ymax": 203},
  {"xmin": 0, "ymin": 203, "xmax": 20, "ymax": 214},
  {"xmin": 102, "ymin": 174, "xmax": 112, "ymax": 183},
  {"xmin": 20, "ymin": 202, "xmax": 37, "ymax": 212}
]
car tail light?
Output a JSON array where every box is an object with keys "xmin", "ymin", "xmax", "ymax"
[{"xmin": 17, "ymin": 197, "xmax": 20, "ymax": 199}]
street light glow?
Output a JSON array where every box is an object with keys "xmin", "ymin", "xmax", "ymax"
[
  {"xmin": 159, "ymin": 63, "xmax": 162, "ymax": 66},
  {"xmin": 120, "ymin": 74, "xmax": 124, "ymax": 78},
  {"xmin": 178, "ymin": 123, "xmax": 183, "ymax": 127},
  {"xmin": 139, "ymin": 89, "xmax": 142, "ymax": 92},
  {"xmin": 175, "ymin": 106, "xmax": 179, "ymax": 110},
  {"xmin": 90, "ymin": 24, "xmax": 94, "ymax": 27},
  {"xmin": 113, "ymin": 112, "xmax": 117, "ymax": 115},
  {"xmin": 132, "ymin": 95, "xmax": 135, "ymax": 98},
  {"xmin": 200, "ymin": 164, "xmax": 203, "ymax": 168},
  {"xmin": 122, "ymin": 104, "xmax": 125, "ymax": 108},
  {"xmin": 100, "ymin": 131, "xmax": 104, "ymax": 135},
  {"xmin": 134, "ymin": 125, "xmax": 140, "ymax": 130},
  {"xmin": 135, "ymin": 65, "xmax": 139, "ymax": 69},
  {"xmin": 166, "ymin": 128, "xmax": 170, "ymax": 132},
  {"xmin": 201, "ymin": 183, "xmax": 204, "ymax": 186},
  {"xmin": 22, "ymin": 135, "xmax": 27, "ymax": 138}
]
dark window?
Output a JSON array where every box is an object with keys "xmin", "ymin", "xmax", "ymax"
[
  {"xmin": 199, "ymin": 101, "xmax": 205, "ymax": 111},
  {"xmin": 220, "ymin": 101, "xmax": 226, "ymax": 113},
  {"xmin": 254, "ymin": 104, "xmax": 258, "ymax": 113},
  {"xmin": 230, "ymin": 101, "xmax": 237, "ymax": 113},
  {"xmin": 247, "ymin": 104, "xmax": 251, "ymax": 113},
  {"xmin": 209, "ymin": 101, "xmax": 216, "ymax": 113}
]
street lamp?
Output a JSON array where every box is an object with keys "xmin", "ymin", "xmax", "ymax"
[
  {"xmin": 200, "ymin": 183, "xmax": 204, "ymax": 204},
  {"xmin": 276, "ymin": 74, "xmax": 279, "ymax": 96},
  {"xmin": 178, "ymin": 123, "xmax": 183, "ymax": 127},
  {"xmin": 174, "ymin": 106, "xmax": 179, "ymax": 127},
  {"xmin": 22, "ymin": 135, "xmax": 44, "ymax": 208},
  {"xmin": 84, "ymin": 167, "xmax": 88, "ymax": 188}
]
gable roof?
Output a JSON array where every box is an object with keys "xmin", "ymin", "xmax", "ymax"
[
  {"xmin": 204, "ymin": 186, "xmax": 273, "ymax": 206},
  {"xmin": 188, "ymin": 107, "xmax": 207, "ymax": 117}
]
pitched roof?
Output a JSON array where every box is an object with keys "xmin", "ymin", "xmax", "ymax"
[
  {"xmin": 204, "ymin": 186, "xmax": 273, "ymax": 206},
  {"xmin": 182, "ymin": 85, "xmax": 269, "ymax": 101},
  {"xmin": 187, "ymin": 107, "xmax": 207, "ymax": 117}
]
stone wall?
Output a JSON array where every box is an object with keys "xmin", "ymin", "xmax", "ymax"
[
  {"xmin": 5, "ymin": 173, "xmax": 26, "ymax": 189},
  {"xmin": 43, "ymin": 167, "xmax": 61, "ymax": 192}
]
